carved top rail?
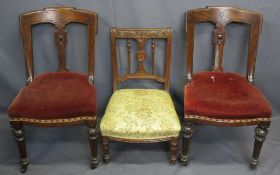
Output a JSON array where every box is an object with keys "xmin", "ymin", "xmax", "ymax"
[
  {"xmin": 111, "ymin": 28, "xmax": 172, "ymax": 91},
  {"xmin": 19, "ymin": 7, "xmax": 98, "ymax": 85},
  {"xmin": 186, "ymin": 6, "xmax": 262, "ymax": 84}
]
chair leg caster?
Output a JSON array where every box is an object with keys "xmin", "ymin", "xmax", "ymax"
[
  {"xmin": 20, "ymin": 158, "xmax": 29, "ymax": 173},
  {"xmin": 179, "ymin": 153, "xmax": 189, "ymax": 166},
  {"xmin": 250, "ymin": 157, "xmax": 259, "ymax": 169},
  {"xmin": 90, "ymin": 158, "xmax": 99, "ymax": 169}
]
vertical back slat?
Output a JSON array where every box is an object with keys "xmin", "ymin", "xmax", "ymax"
[
  {"xmin": 55, "ymin": 24, "xmax": 68, "ymax": 71},
  {"xmin": 212, "ymin": 24, "xmax": 226, "ymax": 72},
  {"xmin": 127, "ymin": 39, "xmax": 131, "ymax": 74},
  {"xmin": 151, "ymin": 39, "xmax": 156, "ymax": 74}
]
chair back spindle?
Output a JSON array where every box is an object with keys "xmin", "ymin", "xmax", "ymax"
[{"xmin": 111, "ymin": 28, "xmax": 173, "ymax": 91}]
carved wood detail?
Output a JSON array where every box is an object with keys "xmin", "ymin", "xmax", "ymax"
[
  {"xmin": 111, "ymin": 28, "xmax": 172, "ymax": 91},
  {"xmin": 213, "ymin": 24, "xmax": 226, "ymax": 71},
  {"xmin": 136, "ymin": 38, "xmax": 147, "ymax": 73},
  {"xmin": 14, "ymin": 7, "xmax": 98, "ymax": 172},
  {"xmin": 19, "ymin": 7, "xmax": 98, "ymax": 82},
  {"xmin": 115, "ymin": 29, "xmax": 169, "ymax": 38},
  {"xmin": 55, "ymin": 24, "xmax": 68, "ymax": 71},
  {"xmin": 186, "ymin": 6, "xmax": 262, "ymax": 83},
  {"xmin": 183, "ymin": 6, "xmax": 269, "ymax": 168}
]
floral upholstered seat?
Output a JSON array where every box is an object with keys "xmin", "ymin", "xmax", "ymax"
[{"xmin": 100, "ymin": 89, "xmax": 181, "ymax": 141}]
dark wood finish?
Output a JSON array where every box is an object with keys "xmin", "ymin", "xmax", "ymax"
[
  {"xmin": 10, "ymin": 7, "xmax": 98, "ymax": 172},
  {"xmin": 19, "ymin": 7, "xmax": 97, "ymax": 84},
  {"xmin": 186, "ymin": 6, "xmax": 262, "ymax": 84},
  {"xmin": 101, "ymin": 136, "xmax": 110, "ymax": 163},
  {"xmin": 180, "ymin": 122, "xmax": 194, "ymax": 165},
  {"xmin": 87, "ymin": 126, "xmax": 99, "ymax": 169},
  {"xmin": 182, "ymin": 6, "xmax": 269, "ymax": 168},
  {"xmin": 170, "ymin": 137, "xmax": 179, "ymax": 164},
  {"xmin": 102, "ymin": 27, "xmax": 177, "ymax": 164},
  {"xmin": 250, "ymin": 122, "xmax": 270, "ymax": 168},
  {"xmin": 10, "ymin": 123, "xmax": 29, "ymax": 173},
  {"xmin": 111, "ymin": 28, "xmax": 172, "ymax": 91}
]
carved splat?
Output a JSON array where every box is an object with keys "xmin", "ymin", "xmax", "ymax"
[
  {"xmin": 136, "ymin": 38, "xmax": 147, "ymax": 73},
  {"xmin": 111, "ymin": 28, "xmax": 172, "ymax": 91},
  {"xmin": 186, "ymin": 6, "xmax": 262, "ymax": 83},
  {"xmin": 19, "ymin": 7, "xmax": 97, "ymax": 83},
  {"xmin": 55, "ymin": 24, "xmax": 69, "ymax": 71},
  {"xmin": 213, "ymin": 24, "xmax": 226, "ymax": 71}
]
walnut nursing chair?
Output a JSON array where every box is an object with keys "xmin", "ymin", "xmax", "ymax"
[
  {"xmin": 180, "ymin": 6, "xmax": 272, "ymax": 168},
  {"xmin": 7, "ymin": 7, "xmax": 98, "ymax": 172},
  {"xmin": 100, "ymin": 28, "xmax": 181, "ymax": 164}
]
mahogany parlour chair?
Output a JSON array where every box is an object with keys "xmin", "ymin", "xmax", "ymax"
[
  {"xmin": 100, "ymin": 28, "xmax": 181, "ymax": 164},
  {"xmin": 180, "ymin": 7, "xmax": 272, "ymax": 168},
  {"xmin": 7, "ymin": 7, "xmax": 98, "ymax": 172}
]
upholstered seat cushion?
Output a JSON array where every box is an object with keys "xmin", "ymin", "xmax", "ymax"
[
  {"xmin": 184, "ymin": 71, "xmax": 272, "ymax": 121},
  {"xmin": 8, "ymin": 72, "xmax": 96, "ymax": 120},
  {"xmin": 100, "ymin": 89, "xmax": 181, "ymax": 140}
]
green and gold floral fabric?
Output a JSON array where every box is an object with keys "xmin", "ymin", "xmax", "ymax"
[{"xmin": 100, "ymin": 89, "xmax": 181, "ymax": 140}]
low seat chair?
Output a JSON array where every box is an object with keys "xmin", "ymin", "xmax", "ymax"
[
  {"xmin": 100, "ymin": 28, "xmax": 181, "ymax": 164},
  {"xmin": 180, "ymin": 6, "xmax": 272, "ymax": 168},
  {"xmin": 7, "ymin": 7, "xmax": 99, "ymax": 172}
]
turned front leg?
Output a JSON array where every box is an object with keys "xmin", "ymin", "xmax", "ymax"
[
  {"xmin": 11, "ymin": 125, "xmax": 29, "ymax": 173},
  {"xmin": 250, "ymin": 122, "xmax": 270, "ymax": 168},
  {"xmin": 87, "ymin": 126, "xmax": 99, "ymax": 169},
  {"xmin": 180, "ymin": 122, "xmax": 194, "ymax": 165}
]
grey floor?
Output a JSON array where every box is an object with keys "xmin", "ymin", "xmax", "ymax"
[{"xmin": 0, "ymin": 112, "xmax": 279, "ymax": 175}]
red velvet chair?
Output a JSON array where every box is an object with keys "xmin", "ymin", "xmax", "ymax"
[
  {"xmin": 180, "ymin": 6, "xmax": 272, "ymax": 168},
  {"xmin": 7, "ymin": 7, "xmax": 99, "ymax": 173}
]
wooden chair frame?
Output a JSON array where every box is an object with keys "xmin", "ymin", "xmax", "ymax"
[
  {"xmin": 101, "ymin": 27, "xmax": 179, "ymax": 164},
  {"xmin": 9, "ymin": 7, "xmax": 98, "ymax": 172},
  {"xmin": 180, "ymin": 6, "xmax": 271, "ymax": 168}
]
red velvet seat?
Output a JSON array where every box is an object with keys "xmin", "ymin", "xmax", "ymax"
[
  {"xmin": 180, "ymin": 7, "xmax": 272, "ymax": 168},
  {"xmin": 9, "ymin": 8, "xmax": 99, "ymax": 172},
  {"xmin": 8, "ymin": 72, "xmax": 97, "ymax": 120},
  {"xmin": 184, "ymin": 71, "xmax": 272, "ymax": 121}
]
